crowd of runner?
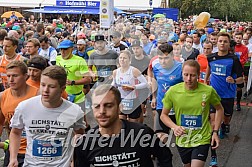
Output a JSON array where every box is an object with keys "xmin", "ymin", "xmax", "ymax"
[{"xmin": 0, "ymin": 11, "xmax": 250, "ymax": 167}]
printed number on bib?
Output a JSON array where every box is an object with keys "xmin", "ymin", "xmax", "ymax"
[
  {"xmin": 200, "ymin": 72, "xmax": 206, "ymax": 80},
  {"xmin": 21, "ymin": 130, "xmax": 26, "ymax": 138},
  {"xmin": 212, "ymin": 64, "xmax": 226, "ymax": 76},
  {"xmin": 122, "ymin": 99, "xmax": 134, "ymax": 110},
  {"xmin": 98, "ymin": 67, "xmax": 112, "ymax": 77},
  {"xmin": 32, "ymin": 140, "xmax": 62, "ymax": 157},
  {"xmin": 181, "ymin": 115, "xmax": 202, "ymax": 130}
]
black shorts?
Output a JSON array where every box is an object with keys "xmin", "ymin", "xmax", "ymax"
[
  {"xmin": 210, "ymin": 98, "xmax": 234, "ymax": 116},
  {"xmin": 244, "ymin": 66, "xmax": 250, "ymax": 77},
  {"xmin": 221, "ymin": 98, "xmax": 234, "ymax": 116},
  {"xmin": 4, "ymin": 149, "xmax": 24, "ymax": 167},
  {"xmin": 155, "ymin": 109, "xmax": 176, "ymax": 134},
  {"xmin": 177, "ymin": 144, "xmax": 210, "ymax": 164},
  {"xmin": 120, "ymin": 99, "xmax": 142, "ymax": 119},
  {"xmin": 237, "ymin": 83, "xmax": 244, "ymax": 88}
]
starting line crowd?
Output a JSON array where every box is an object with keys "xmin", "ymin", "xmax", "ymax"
[{"xmin": 0, "ymin": 14, "xmax": 251, "ymax": 167}]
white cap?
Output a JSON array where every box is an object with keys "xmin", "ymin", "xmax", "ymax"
[{"xmin": 77, "ymin": 39, "xmax": 86, "ymax": 45}]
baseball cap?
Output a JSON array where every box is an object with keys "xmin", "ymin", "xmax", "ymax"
[
  {"xmin": 12, "ymin": 25, "xmax": 20, "ymax": 30},
  {"xmin": 131, "ymin": 40, "xmax": 142, "ymax": 47},
  {"xmin": 77, "ymin": 39, "xmax": 86, "ymax": 45},
  {"xmin": 57, "ymin": 40, "xmax": 74, "ymax": 49},
  {"xmin": 55, "ymin": 28, "xmax": 62, "ymax": 33},
  {"xmin": 77, "ymin": 32, "xmax": 86, "ymax": 39},
  {"xmin": 94, "ymin": 34, "xmax": 105, "ymax": 42},
  {"xmin": 149, "ymin": 35, "xmax": 155, "ymax": 40}
]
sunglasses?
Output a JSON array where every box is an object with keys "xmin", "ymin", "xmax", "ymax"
[{"xmin": 60, "ymin": 48, "xmax": 69, "ymax": 50}]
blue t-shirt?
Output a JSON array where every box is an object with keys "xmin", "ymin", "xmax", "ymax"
[
  {"xmin": 208, "ymin": 53, "xmax": 243, "ymax": 98},
  {"xmin": 153, "ymin": 60, "xmax": 183, "ymax": 109},
  {"xmin": 143, "ymin": 42, "xmax": 153, "ymax": 55},
  {"xmin": 72, "ymin": 50, "xmax": 89, "ymax": 62}
]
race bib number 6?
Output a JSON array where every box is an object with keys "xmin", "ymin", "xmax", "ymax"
[{"xmin": 32, "ymin": 140, "xmax": 62, "ymax": 157}]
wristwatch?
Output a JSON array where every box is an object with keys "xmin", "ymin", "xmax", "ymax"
[
  {"xmin": 71, "ymin": 80, "xmax": 75, "ymax": 85},
  {"xmin": 234, "ymin": 79, "xmax": 236, "ymax": 84}
]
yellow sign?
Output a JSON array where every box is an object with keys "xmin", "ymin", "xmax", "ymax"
[{"xmin": 101, "ymin": 15, "xmax": 109, "ymax": 19}]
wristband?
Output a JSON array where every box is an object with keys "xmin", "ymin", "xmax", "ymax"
[{"xmin": 234, "ymin": 79, "xmax": 236, "ymax": 84}]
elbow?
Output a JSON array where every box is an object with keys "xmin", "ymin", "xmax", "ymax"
[{"xmin": 160, "ymin": 112, "xmax": 165, "ymax": 123}]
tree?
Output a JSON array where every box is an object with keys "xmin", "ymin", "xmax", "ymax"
[{"xmin": 170, "ymin": 0, "xmax": 252, "ymax": 21}]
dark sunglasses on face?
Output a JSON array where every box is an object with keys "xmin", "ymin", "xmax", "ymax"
[{"xmin": 60, "ymin": 48, "xmax": 69, "ymax": 50}]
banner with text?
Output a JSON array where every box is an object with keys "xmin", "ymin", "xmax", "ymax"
[
  {"xmin": 56, "ymin": 0, "xmax": 99, "ymax": 8},
  {"xmin": 100, "ymin": 0, "xmax": 114, "ymax": 29}
]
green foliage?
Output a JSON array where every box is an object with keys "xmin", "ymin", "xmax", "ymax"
[{"xmin": 170, "ymin": 0, "xmax": 252, "ymax": 21}]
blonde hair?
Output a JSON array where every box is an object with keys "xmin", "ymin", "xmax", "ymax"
[
  {"xmin": 27, "ymin": 38, "xmax": 40, "ymax": 48},
  {"xmin": 6, "ymin": 60, "xmax": 28, "ymax": 75}
]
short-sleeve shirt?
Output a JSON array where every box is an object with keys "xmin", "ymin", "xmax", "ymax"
[
  {"xmin": 88, "ymin": 50, "xmax": 118, "ymax": 79},
  {"xmin": 162, "ymin": 82, "xmax": 221, "ymax": 147},
  {"xmin": 10, "ymin": 96, "xmax": 85, "ymax": 166},
  {"xmin": 131, "ymin": 55, "xmax": 150, "ymax": 75},
  {"xmin": 56, "ymin": 55, "xmax": 89, "ymax": 103},
  {"xmin": 152, "ymin": 60, "xmax": 183, "ymax": 110},
  {"xmin": 207, "ymin": 53, "xmax": 243, "ymax": 98}
]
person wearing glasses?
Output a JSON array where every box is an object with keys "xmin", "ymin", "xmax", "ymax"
[{"xmin": 56, "ymin": 39, "xmax": 91, "ymax": 130}]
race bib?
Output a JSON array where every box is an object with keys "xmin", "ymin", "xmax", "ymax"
[
  {"xmin": 181, "ymin": 115, "xmax": 202, "ymax": 129},
  {"xmin": 200, "ymin": 72, "xmax": 206, "ymax": 80},
  {"xmin": 212, "ymin": 64, "xmax": 227, "ymax": 76},
  {"xmin": 67, "ymin": 94, "xmax": 76, "ymax": 103},
  {"xmin": 121, "ymin": 99, "xmax": 134, "ymax": 110},
  {"xmin": 98, "ymin": 67, "xmax": 112, "ymax": 77},
  {"xmin": 21, "ymin": 130, "xmax": 26, "ymax": 138},
  {"xmin": 32, "ymin": 140, "xmax": 62, "ymax": 158}
]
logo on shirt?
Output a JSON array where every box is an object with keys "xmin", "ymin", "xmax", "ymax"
[
  {"xmin": 162, "ymin": 83, "xmax": 170, "ymax": 91},
  {"xmin": 169, "ymin": 75, "xmax": 176, "ymax": 80}
]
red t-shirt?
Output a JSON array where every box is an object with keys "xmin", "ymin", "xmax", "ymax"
[{"xmin": 235, "ymin": 44, "xmax": 249, "ymax": 67}]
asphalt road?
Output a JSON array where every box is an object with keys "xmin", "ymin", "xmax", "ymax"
[{"xmin": 0, "ymin": 99, "xmax": 251, "ymax": 167}]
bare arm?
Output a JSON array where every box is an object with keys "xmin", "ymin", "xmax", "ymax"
[
  {"xmin": 151, "ymin": 74, "xmax": 157, "ymax": 109},
  {"xmin": 66, "ymin": 72, "xmax": 92, "ymax": 86},
  {"xmin": 0, "ymin": 92, "xmax": 5, "ymax": 136},
  {"xmin": 204, "ymin": 65, "xmax": 210, "ymax": 84},
  {"xmin": 211, "ymin": 103, "xmax": 224, "ymax": 149},
  {"xmin": 161, "ymin": 108, "xmax": 186, "ymax": 137},
  {"xmin": 8, "ymin": 128, "xmax": 22, "ymax": 167},
  {"xmin": 213, "ymin": 103, "xmax": 224, "ymax": 131}
]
